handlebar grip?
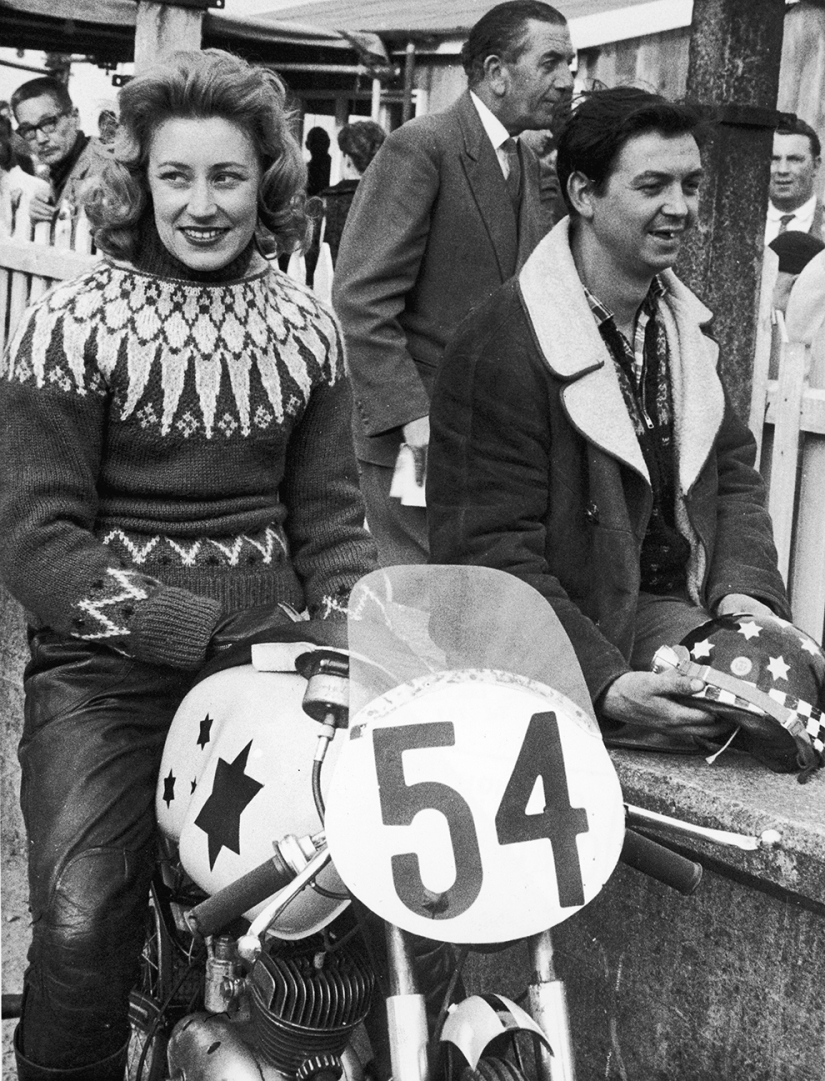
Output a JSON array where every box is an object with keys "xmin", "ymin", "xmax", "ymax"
[
  {"xmin": 189, "ymin": 848, "xmax": 296, "ymax": 938},
  {"xmin": 620, "ymin": 829, "xmax": 703, "ymax": 896}
]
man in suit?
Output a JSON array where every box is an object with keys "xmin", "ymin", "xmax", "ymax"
[
  {"xmin": 428, "ymin": 87, "xmax": 790, "ymax": 747},
  {"xmin": 765, "ymin": 117, "xmax": 824, "ymax": 244},
  {"xmin": 333, "ymin": 0, "xmax": 575, "ymax": 566}
]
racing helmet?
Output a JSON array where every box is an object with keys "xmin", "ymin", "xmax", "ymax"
[{"xmin": 652, "ymin": 614, "xmax": 825, "ymax": 782}]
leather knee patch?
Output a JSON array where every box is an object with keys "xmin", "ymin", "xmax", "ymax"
[{"xmin": 31, "ymin": 846, "xmax": 151, "ymax": 988}]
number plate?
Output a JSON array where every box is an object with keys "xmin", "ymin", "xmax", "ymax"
[{"xmin": 325, "ymin": 670, "xmax": 623, "ymax": 942}]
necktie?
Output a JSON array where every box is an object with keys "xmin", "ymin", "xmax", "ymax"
[
  {"xmin": 778, "ymin": 214, "xmax": 795, "ymax": 234},
  {"xmin": 502, "ymin": 137, "xmax": 521, "ymax": 212}
]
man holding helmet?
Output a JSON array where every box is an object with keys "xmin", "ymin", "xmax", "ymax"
[{"xmin": 428, "ymin": 87, "xmax": 822, "ymax": 772}]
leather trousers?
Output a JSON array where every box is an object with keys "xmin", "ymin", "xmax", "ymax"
[{"xmin": 16, "ymin": 630, "xmax": 195, "ymax": 1072}]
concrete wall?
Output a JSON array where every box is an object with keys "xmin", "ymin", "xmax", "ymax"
[{"xmin": 468, "ymin": 751, "xmax": 825, "ymax": 1081}]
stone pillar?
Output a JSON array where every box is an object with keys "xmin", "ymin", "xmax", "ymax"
[
  {"xmin": 134, "ymin": 0, "xmax": 205, "ymax": 72},
  {"xmin": 678, "ymin": 0, "xmax": 786, "ymax": 421}
]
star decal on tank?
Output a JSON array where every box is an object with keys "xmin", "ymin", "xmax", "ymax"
[
  {"xmin": 194, "ymin": 741, "xmax": 264, "ymax": 869},
  {"xmin": 197, "ymin": 714, "xmax": 214, "ymax": 750},
  {"xmin": 163, "ymin": 770, "xmax": 176, "ymax": 807}
]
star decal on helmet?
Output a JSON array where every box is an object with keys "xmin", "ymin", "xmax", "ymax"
[
  {"xmin": 766, "ymin": 655, "xmax": 791, "ymax": 682},
  {"xmin": 197, "ymin": 714, "xmax": 214, "ymax": 750},
  {"xmin": 195, "ymin": 741, "xmax": 264, "ymax": 870},
  {"xmin": 690, "ymin": 638, "xmax": 714, "ymax": 660}
]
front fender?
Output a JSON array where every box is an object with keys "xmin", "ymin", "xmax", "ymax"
[{"xmin": 440, "ymin": 994, "xmax": 553, "ymax": 1069}]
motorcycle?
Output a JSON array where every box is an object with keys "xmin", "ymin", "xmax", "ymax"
[{"xmin": 126, "ymin": 565, "xmax": 779, "ymax": 1081}]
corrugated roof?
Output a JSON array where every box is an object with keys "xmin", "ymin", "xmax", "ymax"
[
  {"xmin": 260, "ymin": 0, "xmax": 693, "ymax": 42},
  {"xmin": 0, "ymin": 0, "xmax": 350, "ymax": 51}
]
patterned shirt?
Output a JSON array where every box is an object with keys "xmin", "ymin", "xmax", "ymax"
[{"xmin": 583, "ymin": 278, "xmax": 690, "ymax": 594}]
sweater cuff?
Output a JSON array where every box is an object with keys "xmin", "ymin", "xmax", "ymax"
[{"xmin": 130, "ymin": 587, "xmax": 223, "ymax": 670}]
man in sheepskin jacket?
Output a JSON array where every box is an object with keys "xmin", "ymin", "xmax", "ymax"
[{"xmin": 428, "ymin": 87, "xmax": 790, "ymax": 747}]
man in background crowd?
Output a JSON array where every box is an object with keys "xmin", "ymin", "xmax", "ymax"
[
  {"xmin": 334, "ymin": 0, "xmax": 575, "ymax": 566},
  {"xmin": 11, "ymin": 76, "xmax": 111, "ymax": 226},
  {"xmin": 765, "ymin": 117, "xmax": 824, "ymax": 244}
]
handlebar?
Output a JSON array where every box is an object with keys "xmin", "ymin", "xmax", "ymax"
[
  {"xmin": 619, "ymin": 828, "xmax": 703, "ymax": 896},
  {"xmin": 188, "ymin": 845, "xmax": 299, "ymax": 938}
]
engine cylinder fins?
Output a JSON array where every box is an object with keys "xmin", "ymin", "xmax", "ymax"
[
  {"xmin": 249, "ymin": 940, "xmax": 374, "ymax": 1073},
  {"xmin": 297, "ymin": 1052, "xmax": 344, "ymax": 1081}
]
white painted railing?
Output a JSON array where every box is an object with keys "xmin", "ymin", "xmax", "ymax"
[{"xmin": 751, "ymin": 248, "xmax": 825, "ymax": 643}]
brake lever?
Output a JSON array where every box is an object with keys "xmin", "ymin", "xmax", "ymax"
[{"xmin": 625, "ymin": 803, "xmax": 782, "ymax": 851}]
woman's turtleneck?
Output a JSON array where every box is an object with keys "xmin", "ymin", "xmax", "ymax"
[{"xmin": 132, "ymin": 212, "xmax": 258, "ymax": 284}]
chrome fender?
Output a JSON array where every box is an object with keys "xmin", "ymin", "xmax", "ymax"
[{"xmin": 440, "ymin": 994, "xmax": 553, "ymax": 1069}]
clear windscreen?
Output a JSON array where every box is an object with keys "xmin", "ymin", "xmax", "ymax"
[{"xmin": 346, "ymin": 565, "xmax": 598, "ymax": 733}]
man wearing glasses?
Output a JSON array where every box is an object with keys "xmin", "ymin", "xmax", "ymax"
[{"xmin": 11, "ymin": 77, "xmax": 112, "ymax": 227}]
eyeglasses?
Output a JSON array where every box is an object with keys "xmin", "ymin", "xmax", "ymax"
[{"xmin": 17, "ymin": 112, "xmax": 70, "ymax": 142}]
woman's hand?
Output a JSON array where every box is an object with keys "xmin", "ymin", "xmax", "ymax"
[{"xmin": 601, "ymin": 670, "xmax": 731, "ymax": 738}]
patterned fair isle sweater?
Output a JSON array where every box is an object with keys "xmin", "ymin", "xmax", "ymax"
[{"xmin": 0, "ymin": 254, "xmax": 376, "ymax": 670}]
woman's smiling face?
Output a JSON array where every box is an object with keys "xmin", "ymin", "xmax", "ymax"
[{"xmin": 147, "ymin": 116, "xmax": 263, "ymax": 272}]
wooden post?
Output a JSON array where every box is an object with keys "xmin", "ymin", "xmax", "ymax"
[
  {"xmin": 401, "ymin": 42, "xmax": 416, "ymax": 125},
  {"xmin": 134, "ymin": 1, "xmax": 205, "ymax": 72},
  {"xmin": 678, "ymin": 0, "xmax": 786, "ymax": 421}
]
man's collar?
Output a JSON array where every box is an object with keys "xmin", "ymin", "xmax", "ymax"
[
  {"xmin": 50, "ymin": 131, "xmax": 88, "ymax": 195},
  {"xmin": 469, "ymin": 91, "xmax": 511, "ymax": 152},
  {"xmin": 582, "ymin": 276, "xmax": 666, "ymax": 327},
  {"xmin": 767, "ymin": 193, "xmax": 817, "ymax": 220}
]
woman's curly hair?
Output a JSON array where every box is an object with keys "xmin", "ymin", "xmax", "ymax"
[{"xmin": 85, "ymin": 49, "xmax": 308, "ymax": 260}]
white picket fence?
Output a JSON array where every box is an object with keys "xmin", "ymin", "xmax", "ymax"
[
  {"xmin": 749, "ymin": 254, "xmax": 825, "ymax": 643},
  {"xmin": 0, "ymin": 190, "xmax": 333, "ymax": 355}
]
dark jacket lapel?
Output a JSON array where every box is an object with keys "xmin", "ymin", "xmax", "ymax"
[
  {"xmin": 518, "ymin": 219, "xmax": 725, "ymax": 489},
  {"xmin": 455, "ymin": 92, "xmax": 518, "ymax": 280}
]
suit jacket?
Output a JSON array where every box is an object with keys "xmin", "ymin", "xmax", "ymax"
[
  {"xmin": 428, "ymin": 220, "xmax": 790, "ymax": 702},
  {"xmin": 52, "ymin": 135, "xmax": 112, "ymax": 216},
  {"xmin": 333, "ymin": 91, "xmax": 551, "ymax": 466},
  {"xmin": 812, "ymin": 198, "xmax": 825, "ymax": 240}
]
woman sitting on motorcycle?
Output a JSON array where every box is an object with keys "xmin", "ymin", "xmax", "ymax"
[{"xmin": 0, "ymin": 48, "xmax": 376, "ymax": 1081}]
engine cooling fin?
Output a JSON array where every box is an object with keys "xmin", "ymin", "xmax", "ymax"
[{"xmin": 250, "ymin": 936, "xmax": 375, "ymax": 1074}]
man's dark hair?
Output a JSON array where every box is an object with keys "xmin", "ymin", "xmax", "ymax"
[
  {"xmin": 338, "ymin": 120, "xmax": 386, "ymax": 175},
  {"xmin": 768, "ymin": 230, "xmax": 825, "ymax": 275},
  {"xmin": 461, "ymin": 1, "xmax": 567, "ymax": 88},
  {"xmin": 10, "ymin": 76, "xmax": 73, "ymax": 118},
  {"xmin": 775, "ymin": 116, "xmax": 821, "ymax": 161},
  {"xmin": 556, "ymin": 86, "xmax": 704, "ymax": 215},
  {"xmin": 305, "ymin": 126, "xmax": 330, "ymax": 155}
]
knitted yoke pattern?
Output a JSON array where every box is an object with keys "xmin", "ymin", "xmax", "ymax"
[{"xmin": 0, "ymin": 259, "xmax": 376, "ymax": 670}]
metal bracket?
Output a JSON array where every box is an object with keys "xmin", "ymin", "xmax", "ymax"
[
  {"xmin": 714, "ymin": 104, "xmax": 796, "ymax": 130},
  {"xmin": 130, "ymin": 0, "xmax": 225, "ymax": 10}
]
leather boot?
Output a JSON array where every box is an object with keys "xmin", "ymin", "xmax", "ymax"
[{"xmin": 13, "ymin": 1025, "xmax": 129, "ymax": 1081}]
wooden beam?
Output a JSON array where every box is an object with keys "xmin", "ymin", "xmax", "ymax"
[{"xmin": 134, "ymin": 1, "xmax": 204, "ymax": 72}]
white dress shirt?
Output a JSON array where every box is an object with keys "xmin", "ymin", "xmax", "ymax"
[
  {"xmin": 470, "ymin": 91, "xmax": 517, "ymax": 178},
  {"xmin": 765, "ymin": 193, "xmax": 817, "ymax": 244}
]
